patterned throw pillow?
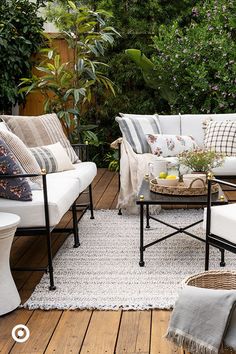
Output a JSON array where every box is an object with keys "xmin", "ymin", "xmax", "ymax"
[
  {"xmin": 115, "ymin": 114, "xmax": 162, "ymax": 153},
  {"xmin": 0, "ymin": 113, "xmax": 79, "ymax": 163},
  {"xmin": 146, "ymin": 134, "xmax": 198, "ymax": 157},
  {"xmin": 0, "ymin": 129, "xmax": 42, "ymax": 188},
  {"xmin": 0, "ymin": 138, "xmax": 32, "ymax": 201},
  {"xmin": 30, "ymin": 142, "xmax": 75, "ymax": 173},
  {"xmin": 204, "ymin": 120, "xmax": 236, "ymax": 156}
]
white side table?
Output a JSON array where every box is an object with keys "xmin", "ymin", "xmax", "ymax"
[{"xmin": 0, "ymin": 212, "xmax": 21, "ymax": 316}]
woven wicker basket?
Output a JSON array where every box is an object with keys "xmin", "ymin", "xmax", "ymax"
[{"xmin": 184, "ymin": 270, "xmax": 236, "ymax": 290}]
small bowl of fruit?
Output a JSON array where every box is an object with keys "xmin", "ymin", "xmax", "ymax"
[{"xmin": 156, "ymin": 172, "xmax": 179, "ymax": 187}]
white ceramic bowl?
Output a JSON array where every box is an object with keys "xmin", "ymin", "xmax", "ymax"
[
  {"xmin": 156, "ymin": 177, "xmax": 179, "ymax": 187},
  {"xmin": 183, "ymin": 174, "xmax": 206, "ymax": 188}
]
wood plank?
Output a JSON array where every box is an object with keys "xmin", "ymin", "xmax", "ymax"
[
  {"xmin": 18, "ymin": 220, "xmax": 75, "ymax": 302},
  {"xmin": 116, "ymin": 311, "xmax": 151, "ymax": 353},
  {"xmin": 81, "ymin": 311, "xmax": 121, "ymax": 354},
  {"xmin": 93, "ymin": 170, "xmax": 116, "ymax": 208},
  {"xmin": 92, "ymin": 168, "xmax": 107, "ymax": 188},
  {"xmin": 96, "ymin": 173, "xmax": 120, "ymax": 210},
  {"xmin": 10, "ymin": 310, "xmax": 61, "ymax": 354},
  {"xmin": 224, "ymin": 190, "xmax": 236, "ymax": 201},
  {"xmin": 111, "ymin": 192, "xmax": 118, "ymax": 209},
  {"xmin": 45, "ymin": 310, "xmax": 92, "ymax": 354},
  {"xmin": 10, "ymin": 236, "xmax": 36, "ymax": 267},
  {"xmin": 19, "ymin": 233, "xmax": 69, "ymax": 303},
  {"xmin": 13, "ymin": 211, "xmax": 73, "ymax": 298},
  {"xmin": 150, "ymin": 310, "xmax": 180, "ymax": 354},
  {"xmin": 0, "ymin": 309, "xmax": 32, "ymax": 354}
]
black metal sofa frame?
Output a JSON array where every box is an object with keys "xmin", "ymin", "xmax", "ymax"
[{"xmin": 2, "ymin": 144, "xmax": 94, "ymax": 290}]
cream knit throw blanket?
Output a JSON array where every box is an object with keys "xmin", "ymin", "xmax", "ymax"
[
  {"xmin": 113, "ymin": 138, "xmax": 159, "ymax": 214},
  {"xmin": 166, "ymin": 285, "xmax": 236, "ymax": 354}
]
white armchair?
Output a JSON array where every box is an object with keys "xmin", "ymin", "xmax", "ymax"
[{"xmin": 205, "ymin": 178, "xmax": 236, "ymax": 270}]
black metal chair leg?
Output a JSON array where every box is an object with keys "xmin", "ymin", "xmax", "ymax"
[
  {"xmin": 46, "ymin": 231, "xmax": 56, "ymax": 290},
  {"xmin": 146, "ymin": 204, "xmax": 150, "ymax": 228},
  {"xmin": 72, "ymin": 202, "xmax": 80, "ymax": 248},
  {"xmin": 89, "ymin": 184, "xmax": 94, "ymax": 219},
  {"xmin": 220, "ymin": 248, "xmax": 226, "ymax": 267},
  {"xmin": 118, "ymin": 208, "xmax": 122, "ymax": 215},
  {"xmin": 205, "ymin": 241, "xmax": 209, "ymax": 271}
]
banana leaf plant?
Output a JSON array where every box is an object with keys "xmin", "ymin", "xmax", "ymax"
[
  {"xmin": 19, "ymin": 1, "xmax": 119, "ymax": 144},
  {"xmin": 125, "ymin": 49, "xmax": 176, "ymax": 104}
]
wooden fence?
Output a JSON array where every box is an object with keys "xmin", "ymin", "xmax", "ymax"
[{"xmin": 20, "ymin": 36, "xmax": 73, "ymax": 116}]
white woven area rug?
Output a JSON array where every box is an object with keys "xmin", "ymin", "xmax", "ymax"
[{"xmin": 24, "ymin": 209, "xmax": 236, "ymax": 310}]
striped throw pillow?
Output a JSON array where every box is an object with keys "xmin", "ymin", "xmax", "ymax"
[
  {"xmin": 30, "ymin": 143, "xmax": 75, "ymax": 174},
  {"xmin": 0, "ymin": 113, "xmax": 79, "ymax": 163},
  {"xmin": 115, "ymin": 114, "xmax": 162, "ymax": 153},
  {"xmin": 204, "ymin": 120, "xmax": 236, "ymax": 156}
]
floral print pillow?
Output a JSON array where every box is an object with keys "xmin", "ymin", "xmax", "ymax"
[
  {"xmin": 0, "ymin": 138, "xmax": 32, "ymax": 201},
  {"xmin": 146, "ymin": 134, "xmax": 198, "ymax": 157}
]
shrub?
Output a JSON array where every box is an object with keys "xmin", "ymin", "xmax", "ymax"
[
  {"xmin": 0, "ymin": 0, "xmax": 45, "ymax": 113},
  {"xmin": 152, "ymin": 0, "xmax": 236, "ymax": 114}
]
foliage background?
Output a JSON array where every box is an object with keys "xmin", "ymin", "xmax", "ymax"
[
  {"xmin": 0, "ymin": 0, "xmax": 45, "ymax": 113},
  {"xmin": 81, "ymin": 0, "xmax": 195, "ymax": 142},
  {"xmin": 80, "ymin": 0, "xmax": 198, "ymax": 165},
  {"xmin": 2, "ymin": 0, "xmax": 235, "ymax": 167},
  {"xmin": 151, "ymin": 0, "xmax": 236, "ymax": 114}
]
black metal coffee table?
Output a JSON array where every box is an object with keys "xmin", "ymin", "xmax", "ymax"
[{"xmin": 136, "ymin": 178, "xmax": 228, "ymax": 267}]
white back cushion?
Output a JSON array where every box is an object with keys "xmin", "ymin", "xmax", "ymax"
[
  {"xmin": 158, "ymin": 115, "xmax": 181, "ymax": 135},
  {"xmin": 181, "ymin": 113, "xmax": 236, "ymax": 147}
]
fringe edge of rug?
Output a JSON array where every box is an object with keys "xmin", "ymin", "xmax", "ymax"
[{"xmin": 21, "ymin": 302, "xmax": 174, "ymax": 311}]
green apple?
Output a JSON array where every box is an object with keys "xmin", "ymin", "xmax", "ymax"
[{"xmin": 159, "ymin": 171, "xmax": 167, "ymax": 179}]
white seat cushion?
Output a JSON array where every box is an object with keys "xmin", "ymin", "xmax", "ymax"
[
  {"xmin": 0, "ymin": 177, "xmax": 80, "ymax": 228},
  {"xmin": 48, "ymin": 162, "xmax": 97, "ymax": 193},
  {"xmin": 212, "ymin": 156, "xmax": 236, "ymax": 176},
  {"xmin": 204, "ymin": 204, "xmax": 236, "ymax": 244}
]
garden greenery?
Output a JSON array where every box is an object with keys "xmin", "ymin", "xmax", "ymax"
[
  {"xmin": 0, "ymin": 0, "xmax": 45, "ymax": 113},
  {"xmin": 128, "ymin": 0, "xmax": 236, "ymax": 115},
  {"xmin": 20, "ymin": 0, "xmax": 118, "ymax": 144},
  {"xmin": 152, "ymin": 0, "xmax": 236, "ymax": 114},
  {"xmin": 79, "ymin": 0, "xmax": 197, "ymax": 167}
]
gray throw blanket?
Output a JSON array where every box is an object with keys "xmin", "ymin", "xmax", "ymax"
[{"xmin": 165, "ymin": 285, "xmax": 236, "ymax": 354}]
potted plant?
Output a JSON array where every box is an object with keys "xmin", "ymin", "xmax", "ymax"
[{"xmin": 178, "ymin": 149, "xmax": 225, "ymax": 174}]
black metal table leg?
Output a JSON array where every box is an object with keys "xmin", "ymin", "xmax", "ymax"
[
  {"xmin": 139, "ymin": 203, "xmax": 145, "ymax": 267},
  {"xmin": 146, "ymin": 204, "xmax": 150, "ymax": 229},
  {"xmin": 205, "ymin": 241, "xmax": 209, "ymax": 271},
  {"xmin": 220, "ymin": 248, "xmax": 225, "ymax": 267}
]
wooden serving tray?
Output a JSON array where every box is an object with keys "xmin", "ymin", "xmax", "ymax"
[{"xmin": 149, "ymin": 178, "xmax": 219, "ymax": 196}]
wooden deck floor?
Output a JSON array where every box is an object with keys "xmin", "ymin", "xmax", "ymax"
[{"xmin": 0, "ymin": 169, "xmax": 235, "ymax": 354}]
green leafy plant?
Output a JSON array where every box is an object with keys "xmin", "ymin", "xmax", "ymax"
[
  {"xmin": 104, "ymin": 149, "xmax": 119, "ymax": 172},
  {"xmin": 178, "ymin": 149, "xmax": 225, "ymax": 173},
  {"xmin": 0, "ymin": 0, "xmax": 45, "ymax": 113},
  {"xmin": 127, "ymin": 0, "xmax": 236, "ymax": 114},
  {"xmin": 79, "ymin": 0, "xmax": 197, "ymax": 166},
  {"xmin": 20, "ymin": 1, "xmax": 119, "ymax": 143}
]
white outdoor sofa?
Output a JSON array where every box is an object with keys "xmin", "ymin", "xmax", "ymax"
[
  {"xmin": 115, "ymin": 113, "xmax": 236, "ymax": 212},
  {"xmin": 0, "ymin": 114, "xmax": 97, "ymax": 290},
  {"xmin": 0, "ymin": 146, "xmax": 97, "ymax": 290}
]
